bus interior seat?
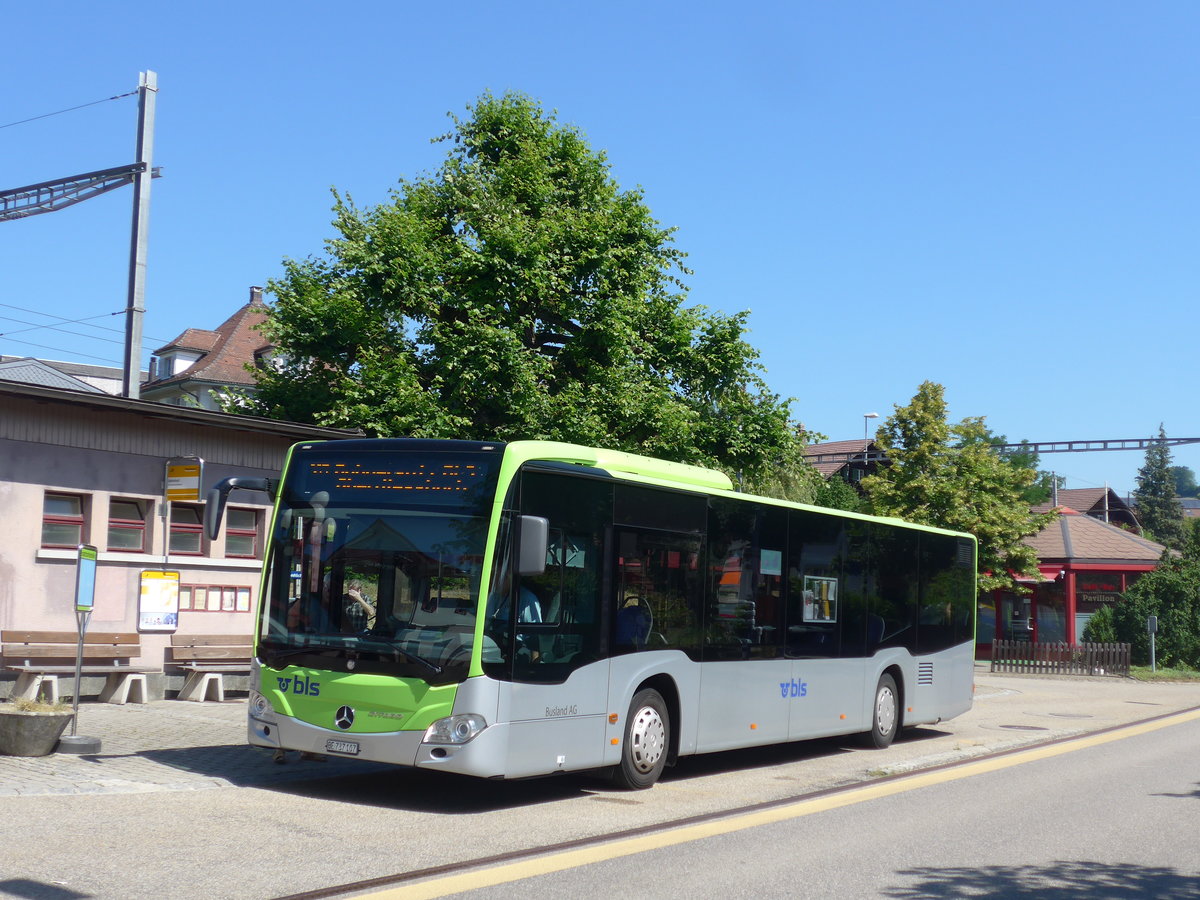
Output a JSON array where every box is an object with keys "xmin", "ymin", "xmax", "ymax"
[{"xmin": 616, "ymin": 602, "xmax": 652, "ymax": 649}]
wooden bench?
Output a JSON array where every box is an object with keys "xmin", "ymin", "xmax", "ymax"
[
  {"xmin": 168, "ymin": 634, "xmax": 254, "ymax": 702},
  {"xmin": 1, "ymin": 630, "xmax": 155, "ymax": 704}
]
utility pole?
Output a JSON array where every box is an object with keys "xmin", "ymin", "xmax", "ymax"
[{"xmin": 122, "ymin": 70, "xmax": 157, "ymax": 399}]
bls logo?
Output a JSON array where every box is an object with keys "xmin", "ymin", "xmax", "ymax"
[
  {"xmin": 276, "ymin": 675, "xmax": 321, "ymax": 697},
  {"xmin": 779, "ymin": 678, "xmax": 808, "ymax": 698}
]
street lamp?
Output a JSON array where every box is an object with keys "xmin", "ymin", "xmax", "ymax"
[
  {"xmin": 863, "ymin": 412, "xmax": 879, "ymax": 447},
  {"xmin": 859, "ymin": 412, "xmax": 879, "ymax": 481}
]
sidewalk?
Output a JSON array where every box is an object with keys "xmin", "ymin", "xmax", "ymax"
[
  {"xmin": 0, "ymin": 698, "xmax": 389, "ymax": 796},
  {"xmin": 3, "ymin": 666, "xmax": 1200, "ymax": 797}
]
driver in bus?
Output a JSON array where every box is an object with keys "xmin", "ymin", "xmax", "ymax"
[{"xmin": 485, "ymin": 566, "xmax": 543, "ymax": 662}]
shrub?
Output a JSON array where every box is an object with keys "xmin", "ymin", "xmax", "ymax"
[
  {"xmin": 1082, "ymin": 605, "xmax": 1117, "ymax": 644},
  {"xmin": 1109, "ymin": 554, "xmax": 1200, "ymax": 668}
]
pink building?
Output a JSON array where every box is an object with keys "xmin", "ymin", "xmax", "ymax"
[{"xmin": 0, "ymin": 379, "xmax": 354, "ymax": 699}]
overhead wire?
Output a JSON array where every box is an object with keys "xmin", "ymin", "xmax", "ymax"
[
  {"xmin": 0, "ymin": 90, "xmax": 137, "ymax": 131},
  {"xmin": 0, "ymin": 301, "xmax": 168, "ymax": 350},
  {"xmin": 1, "ymin": 85, "xmax": 170, "ymax": 369},
  {"xmin": 0, "ymin": 335, "xmax": 127, "ymax": 365}
]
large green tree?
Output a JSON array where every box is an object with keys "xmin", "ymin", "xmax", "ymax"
[
  {"xmin": 1169, "ymin": 465, "xmax": 1198, "ymax": 499},
  {"xmin": 240, "ymin": 91, "xmax": 816, "ymax": 498},
  {"xmin": 1134, "ymin": 426, "xmax": 1187, "ymax": 550},
  {"xmin": 861, "ymin": 381, "xmax": 1057, "ymax": 593}
]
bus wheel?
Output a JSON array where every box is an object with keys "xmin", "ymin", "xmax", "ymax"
[
  {"xmin": 866, "ymin": 673, "xmax": 899, "ymax": 749},
  {"xmin": 612, "ymin": 688, "xmax": 669, "ymax": 790}
]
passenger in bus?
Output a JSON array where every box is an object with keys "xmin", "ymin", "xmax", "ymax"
[
  {"xmin": 342, "ymin": 583, "xmax": 375, "ymax": 631},
  {"xmin": 615, "ymin": 597, "xmax": 652, "ymax": 650}
]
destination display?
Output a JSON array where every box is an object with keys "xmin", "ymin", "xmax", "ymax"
[{"xmin": 288, "ymin": 449, "xmax": 499, "ymax": 509}]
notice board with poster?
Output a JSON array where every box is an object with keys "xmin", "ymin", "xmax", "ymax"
[{"xmin": 139, "ymin": 570, "xmax": 180, "ymax": 632}]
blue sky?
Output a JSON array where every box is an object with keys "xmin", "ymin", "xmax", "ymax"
[{"xmin": 2, "ymin": 2, "xmax": 1196, "ymax": 496}]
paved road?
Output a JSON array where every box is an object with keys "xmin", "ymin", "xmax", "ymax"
[
  {"xmin": 440, "ymin": 712, "xmax": 1200, "ymax": 899},
  {"xmin": 1, "ymin": 666, "xmax": 1199, "ymax": 899}
]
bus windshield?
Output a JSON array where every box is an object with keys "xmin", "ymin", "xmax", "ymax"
[{"xmin": 255, "ymin": 445, "xmax": 501, "ymax": 685}]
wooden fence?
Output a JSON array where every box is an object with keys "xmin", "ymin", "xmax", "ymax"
[{"xmin": 990, "ymin": 640, "xmax": 1130, "ymax": 677}]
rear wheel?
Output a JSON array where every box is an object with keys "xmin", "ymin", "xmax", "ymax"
[
  {"xmin": 865, "ymin": 673, "xmax": 900, "ymax": 749},
  {"xmin": 612, "ymin": 688, "xmax": 669, "ymax": 789}
]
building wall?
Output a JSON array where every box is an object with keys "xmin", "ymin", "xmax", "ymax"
[
  {"xmin": 0, "ymin": 387, "xmax": 348, "ymax": 685},
  {"xmin": 1, "ymin": 438, "xmax": 272, "ymax": 642}
]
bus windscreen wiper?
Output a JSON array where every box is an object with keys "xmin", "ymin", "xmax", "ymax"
[
  {"xmin": 259, "ymin": 643, "xmax": 331, "ymax": 669},
  {"xmin": 382, "ymin": 643, "xmax": 444, "ymax": 676}
]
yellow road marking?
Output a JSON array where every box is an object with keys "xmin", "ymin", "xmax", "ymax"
[{"xmin": 363, "ymin": 709, "xmax": 1200, "ymax": 899}]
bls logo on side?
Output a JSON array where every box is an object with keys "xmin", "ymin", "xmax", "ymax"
[
  {"xmin": 779, "ymin": 679, "xmax": 808, "ymax": 698},
  {"xmin": 276, "ymin": 676, "xmax": 321, "ymax": 697}
]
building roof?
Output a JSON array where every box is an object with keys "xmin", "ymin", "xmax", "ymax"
[
  {"xmin": 0, "ymin": 379, "xmax": 360, "ymax": 442},
  {"xmin": 1024, "ymin": 507, "xmax": 1167, "ymax": 565},
  {"xmin": 142, "ymin": 288, "xmax": 271, "ymax": 392},
  {"xmin": 803, "ymin": 439, "xmax": 879, "ymax": 477},
  {"xmin": 157, "ymin": 328, "xmax": 223, "ymax": 354},
  {"xmin": 0, "ymin": 357, "xmax": 105, "ymax": 393},
  {"xmin": 1032, "ymin": 487, "xmax": 1141, "ymax": 533},
  {"xmin": 0, "ymin": 356, "xmax": 147, "ymax": 389}
]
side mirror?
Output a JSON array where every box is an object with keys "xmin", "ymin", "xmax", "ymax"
[
  {"xmin": 517, "ymin": 515, "xmax": 549, "ymax": 576},
  {"xmin": 204, "ymin": 476, "xmax": 276, "ymax": 540}
]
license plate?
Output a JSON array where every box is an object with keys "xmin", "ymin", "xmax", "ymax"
[{"xmin": 325, "ymin": 739, "xmax": 360, "ymax": 755}]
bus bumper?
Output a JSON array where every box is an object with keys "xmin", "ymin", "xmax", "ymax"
[
  {"xmin": 249, "ymin": 713, "xmax": 425, "ymax": 766},
  {"xmin": 414, "ymin": 721, "xmax": 509, "ymax": 778},
  {"xmin": 249, "ymin": 711, "xmax": 509, "ymax": 777}
]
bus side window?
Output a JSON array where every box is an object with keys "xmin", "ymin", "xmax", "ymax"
[
  {"xmin": 514, "ymin": 470, "xmax": 612, "ymax": 682},
  {"xmin": 614, "ymin": 527, "xmax": 702, "ymax": 657},
  {"xmin": 786, "ymin": 509, "xmax": 843, "ymax": 659}
]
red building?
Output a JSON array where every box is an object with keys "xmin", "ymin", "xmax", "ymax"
[{"xmin": 977, "ymin": 507, "xmax": 1168, "ymax": 658}]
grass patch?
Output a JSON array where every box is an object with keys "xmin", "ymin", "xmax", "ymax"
[{"xmin": 1130, "ymin": 665, "xmax": 1200, "ymax": 683}]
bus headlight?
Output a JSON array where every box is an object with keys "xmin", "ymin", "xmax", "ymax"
[
  {"xmin": 248, "ymin": 690, "xmax": 276, "ymax": 724},
  {"xmin": 423, "ymin": 713, "xmax": 487, "ymax": 744}
]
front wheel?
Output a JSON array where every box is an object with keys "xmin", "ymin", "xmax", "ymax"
[
  {"xmin": 865, "ymin": 673, "xmax": 900, "ymax": 749},
  {"xmin": 612, "ymin": 688, "xmax": 669, "ymax": 790}
]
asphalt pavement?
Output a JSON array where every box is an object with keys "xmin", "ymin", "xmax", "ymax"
[{"xmin": 3, "ymin": 664, "xmax": 1200, "ymax": 797}]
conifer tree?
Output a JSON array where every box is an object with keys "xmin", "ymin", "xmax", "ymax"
[{"xmin": 1134, "ymin": 425, "xmax": 1187, "ymax": 550}]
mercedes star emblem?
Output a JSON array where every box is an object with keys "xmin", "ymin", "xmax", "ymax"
[{"xmin": 335, "ymin": 706, "xmax": 355, "ymax": 730}]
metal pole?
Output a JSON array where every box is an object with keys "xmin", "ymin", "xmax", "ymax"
[
  {"xmin": 70, "ymin": 607, "xmax": 90, "ymax": 736},
  {"xmin": 163, "ymin": 459, "xmax": 172, "ymax": 570},
  {"xmin": 122, "ymin": 70, "xmax": 157, "ymax": 399}
]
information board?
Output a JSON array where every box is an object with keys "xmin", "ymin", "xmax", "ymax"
[
  {"xmin": 75, "ymin": 544, "xmax": 98, "ymax": 611},
  {"xmin": 138, "ymin": 570, "xmax": 180, "ymax": 632}
]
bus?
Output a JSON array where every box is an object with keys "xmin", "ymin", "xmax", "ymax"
[{"xmin": 205, "ymin": 438, "xmax": 976, "ymax": 789}]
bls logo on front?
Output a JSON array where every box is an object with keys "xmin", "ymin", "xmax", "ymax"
[{"xmin": 276, "ymin": 676, "xmax": 321, "ymax": 696}]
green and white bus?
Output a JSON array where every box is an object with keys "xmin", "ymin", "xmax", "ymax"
[{"xmin": 206, "ymin": 439, "xmax": 976, "ymax": 789}]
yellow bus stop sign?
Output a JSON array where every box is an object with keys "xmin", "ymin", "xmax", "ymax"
[{"xmin": 166, "ymin": 461, "xmax": 202, "ymax": 502}]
